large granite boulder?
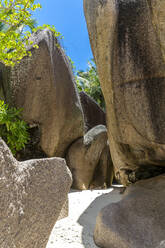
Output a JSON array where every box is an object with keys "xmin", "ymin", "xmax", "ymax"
[
  {"xmin": 66, "ymin": 125, "xmax": 113, "ymax": 190},
  {"xmin": 94, "ymin": 174, "xmax": 165, "ymax": 248},
  {"xmin": 79, "ymin": 91, "xmax": 106, "ymax": 132},
  {"xmin": 84, "ymin": 0, "xmax": 165, "ymax": 185},
  {"xmin": 0, "ymin": 29, "xmax": 84, "ymax": 158},
  {"xmin": 0, "ymin": 138, "xmax": 72, "ymax": 248}
]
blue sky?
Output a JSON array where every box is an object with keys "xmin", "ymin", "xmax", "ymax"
[{"xmin": 34, "ymin": 0, "xmax": 93, "ymax": 71}]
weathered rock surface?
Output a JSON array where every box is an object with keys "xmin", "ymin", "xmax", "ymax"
[
  {"xmin": 91, "ymin": 145, "xmax": 113, "ymax": 189},
  {"xmin": 66, "ymin": 125, "xmax": 113, "ymax": 190},
  {"xmin": 79, "ymin": 91, "xmax": 106, "ymax": 132},
  {"xmin": 57, "ymin": 198, "xmax": 69, "ymax": 221},
  {"xmin": 0, "ymin": 138, "xmax": 72, "ymax": 248},
  {"xmin": 94, "ymin": 174, "xmax": 165, "ymax": 248},
  {"xmin": 84, "ymin": 0, "xmax": 165, "ymax": 185},
  {"xmin": 0, "ymin": 29, "xmax": 84, "ymax": 158}
]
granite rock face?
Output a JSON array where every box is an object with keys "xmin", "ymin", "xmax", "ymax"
[
  {"xmin": 84, "ymin": 0, "xmax": 165, "ymax": 185},
  {"xmin": 66, "ymin": 125, "xmax": 113, "ymax": 190},
  {"xmin": 57, "ymin": 198, "xmax": 69, "ymax": 221},
  {"xmin": 91, "ymin": 145, "xmax": 113, "ymax": 189},
  {"xmin": 0, "ymin": 29, "xmax": 84, "ymax": 158},
  {"xmin": 0, "ymin": 138, "xmax": 72, "ymax": 248},
  {"xmin": 79, "ymin": 91, "xmax": 106, "ymax": 132},
  {"xmin": 94, "ymin": 174, "xmax": 165, "ymax": 248}
]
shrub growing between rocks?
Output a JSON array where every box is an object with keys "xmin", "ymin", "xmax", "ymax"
[{"xmin": 0, "ymin": 100, "xmax": 29, "ymax": 155}]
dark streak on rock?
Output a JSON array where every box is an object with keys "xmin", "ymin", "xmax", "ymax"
[
  {"xmin": 99, "ymin": 0, "xmax": 107, "ymax": 7},
  {"xmin": 115, "ymin": 0, "xmax": 165, "ymax": 142}
]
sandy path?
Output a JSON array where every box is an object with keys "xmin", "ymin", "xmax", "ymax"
[{"xmin": 46, "ymin": 187, "xmax": 123, "ymax": 248}]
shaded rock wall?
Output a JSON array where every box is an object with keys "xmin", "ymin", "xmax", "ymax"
[{"xmin": 79, "ymin": 91, "xmax": 106, "ymax": 132}]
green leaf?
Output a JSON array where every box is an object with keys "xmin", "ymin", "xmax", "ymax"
[
  {"xmin": 0, "ymin": 100, "xmax": 29, "ymax": 155},
  {"xmin": 0, "ymin": 0, "xmax": 62, "ymax": 66},
  {"xmin": 76, "ymin": 59, "xmax": 105, "ymax": 110}
]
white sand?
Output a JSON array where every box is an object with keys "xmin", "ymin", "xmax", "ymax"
[{"xmin": 46, "ymin": 187, "xmax": 123, "ymax": 248}]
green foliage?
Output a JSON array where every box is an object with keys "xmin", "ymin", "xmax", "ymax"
[
  {"xmin": 76, "ymin": 59, "xmax": 105, "ymax": 110},
  {"xmin": 68, "ymin": 55, "xmax": 76, "ymax": 73},
  {"xmin": 0, "ymin": 100, "xmax": 29, "ymax": 155},
  {"xmin": 0, "ymin": 0, "xmax": 62, "ymax": 66}
]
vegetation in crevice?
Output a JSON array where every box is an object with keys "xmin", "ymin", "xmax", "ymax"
[
  {"xmin": 76, "ymin": 59, "xmax": 105, "ymax": 110},
  {"xmin": 0, "ymin": 100, "xmax": 29, "ymax": 155}
]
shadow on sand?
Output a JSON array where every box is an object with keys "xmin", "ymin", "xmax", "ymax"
[{"xmin": 77, "ymin": 186, "xmax": 123, "ymax": 248}]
